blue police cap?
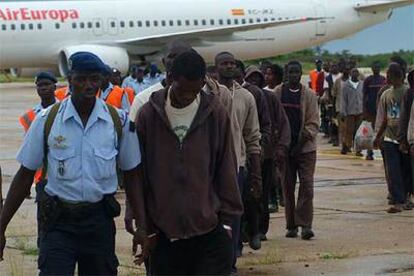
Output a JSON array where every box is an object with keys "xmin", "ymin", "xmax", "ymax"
[
  {"xmin": 68, "ymin": 52, "xmax": 107, "ymax": 73},
  {"xmin": 35, "ymin": 71, "xmax": 57, "ymax": 83}
]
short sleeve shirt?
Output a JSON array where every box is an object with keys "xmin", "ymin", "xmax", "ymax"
[{"xmin": 16, "ymin": 98, "xmax": 141, "ymax": 203}]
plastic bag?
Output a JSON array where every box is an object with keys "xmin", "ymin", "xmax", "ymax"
[{"xmin": 354, "ymin": 121, "xmax": 374, "ymax": 151}]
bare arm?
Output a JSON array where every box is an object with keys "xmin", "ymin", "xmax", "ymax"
[{"xmin": 0, "ymin": 166, "xmax": 35, "ymax": 260}]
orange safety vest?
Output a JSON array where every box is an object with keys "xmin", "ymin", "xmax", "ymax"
[
  {"xmin": 124, "ymin": 87, "xmax": 135, "ymax": 104},
  {"xmin": 309, "ymin": 70, "xmax": 319, "ymax": 93},
  {"xmin": 18, "ymin": 109, "xmax": 43, "ymax": 183},
  {"xmin": 55, "ymin": 86, "xmax": 69, "ymax": 101},
  {"xmin": 98, "ymin": 85, "xmax": 125, "ymax": 109}
]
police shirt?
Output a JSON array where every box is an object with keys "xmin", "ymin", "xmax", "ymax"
[{"xmin": 17, "ymin": 97, "xmax": 141, "ymax": 203}]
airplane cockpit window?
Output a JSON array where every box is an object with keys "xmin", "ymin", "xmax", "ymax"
[
  {"xmin": 72, "ymin": 22, "xmax": 77, "ymax": 29},
  {"xmin": 185, "ymin": 20, "xmax": 190, "ymax": 26},
  {"xmin": 137, "ymin": 21, "xmax": 142, "ymax": 27},
  {"xmin": 120, "ymin": 21, "xmax": 125, "ymax": 28},
  {"xmin": 1, "ymin": 24, "xmax": 6, "ymax": 31},
  {"xmin": 154, "ymin": 21, "xmax": 158, "ymax": 27},
  {"xmin": 80, "ymin": 22, "xmax": 85, "ymax": 29},
  {"xmin": 37, "ymin": 23, "xmax": 42, "ymax": 30},
  {"xmin": 177, "ymin": 20, "xmax": 182, "ymax": 26},
  {"xmin": 129, "ymin": 21, "xmax": 134, "ymax": 28},
  {"xmin": 202, "ymin": 19, "xmax": 206, "ymax": 25},
  {"xmin": 55, "ymin": 23, "xmax": 60, "ymax": 29},
  {"xmin": 11, "ymin": 24, "xmax": 16, "ymax": 30},
  {"xmin": 194, "ymin": 20, "xmax": 198, "ymax": 26},
  {"xmin": 87, "ymin": 22, "xmax": 93, "ymax": 28},
  {"xmin": 146, "ymin": 21, "xmax": 150, "ymax": 27},
  {"xmin": 21, "ymin": 24, "xmax": 26, "ymax": 30}
]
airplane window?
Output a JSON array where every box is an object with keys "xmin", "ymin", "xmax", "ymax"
[
  {"xmin": 11, "ymin": 24, "xmax": 16, "ymax": 30},
  {"xmin": 146, "ymin": 21, "xmax": 150, "ymax": 27},
  {"xmin": 194, "ymin": 20, "xmax": 198, "ymax": 26},
  {"xmin": 241, "ymin": 19, "xmax": 246, "ymax": 24},
  {"xmin": 55, "ymin": 23, "xmax": 60, "ymax": 29},
  {"xmin": 137, "ymin": 21, "xmax": 142, "ymax": 27},
  {"xmin": 37, "ymin": 23, "xmax": 42, "ymax": 30},
  {"xmin": 29, "ymin": 23, "xmax": 34, "ymax": 30},
  {"xmin": 72, "ymin": 22, "xmax": 77, "ymax": 29},
  {"xmin": 110, "ymin": 21, "xmax": 115, "ymax": 28},
  {"xmin": 161, "ymin": 20, "xmax": 166, "ymax": 27},
  {"xmin": 129, "ymin": 21, "xmax": 134, "ymax": 27},
  {"xmin": 219, "ymin": 19, "xmax": 223, "ymax": 25},
  {"xmin": 177, "ymin": 20, "xmax": 182, "ymax": 26},
  {"xmin": 21, "ymin": 24, "xmax": 26, "ymax": 30},
  {"xmin": 87, "ymin": 22, "xmax": 93, "ymax": 28},
  {"xmin": 271, "ymin": 17, "xmax": 276, "ymax": 21},
  {"xmin": 120, "ymin": 21, "xmax": 125, "ymax": 28},
  {"xmin": 1, "ymin": 25, "xmax": 6, "ymax": 31},
  {"xmin": 278, "ymin": 17, "xmax": 282, "ymax": 20},
  {"xmin": 185, "ymin": 20, "xmax": 190, "ymax": 26},
  {"xmin": 154, "ymin": 21, "xmax": 158, "ymax": 27},
  {"xmin": 264, "ymin": 18, "xmax": 268, "ymax": 22},
  {"xmin": 256, "ymin": 18, "xmax": 261, "ymax": 23},
  {"xmin": 95, "ymin": 22, "xmax": 100, "ymax": 28},
  {"xmin": 210, "ymin": 19, "xmax": 215, "ymax": 25},
  {"xmin": 169, "ymin": 20, "xmax": 174, "ymax": 26},
  {"xmin": 202, "ymin": 19, "xmax": 206, "ymax": 25},
  {"xmin": 227, "ymin": 19, "xmax": 231, "ymax": 25},
  {"xmin": 80, "ymin": 22, "xmax": 85, "ymax": 29},
  {"xmin": 249, "ymin": 18, "xmax": 254, "ymax": 24},
  {"xmin": 234, "ymin": 19, "xmax": 239, "ymax": 25}
]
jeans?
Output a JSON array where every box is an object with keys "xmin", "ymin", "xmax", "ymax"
[{"xmin": 232, "ymin": 167, "xmax": 245, "ymax": 271}]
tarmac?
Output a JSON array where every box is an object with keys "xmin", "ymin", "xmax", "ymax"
[{"xmin": 0, "ymin": 83, "xmax": 413, "ymax": 275}]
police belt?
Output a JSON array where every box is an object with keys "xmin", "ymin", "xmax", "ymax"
[{"xmin": 59, "ymin": 199, "xmax": 106, "ymax": 220}]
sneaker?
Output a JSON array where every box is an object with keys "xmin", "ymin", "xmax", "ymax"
[
  {"xmin": 301, "ymin": 228, "xmax": 315, "ymax": 240},
  {"xmin": 387, "ymin": 205, "xmax": 402, "ymax": 213},
  {"xmin": 285, "ymin": 228, "xmax": 298, "ymax": 238},
  {"xmin": 249, "ymin": 234, "xmax": 262, "ymax": 250}
]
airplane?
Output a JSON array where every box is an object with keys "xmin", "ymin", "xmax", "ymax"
[{"xmin": 0, "ymin": 0, "xmax": 413, "ymax": 77}]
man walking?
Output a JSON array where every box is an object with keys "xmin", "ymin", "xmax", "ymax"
[{"xmin": 275, "ymin": 61, "xmax": 319, "ymax": 240}]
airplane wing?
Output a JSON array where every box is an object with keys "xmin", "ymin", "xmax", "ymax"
[
  {"xmin": 117, "ymin": 17, "xmax": 325, "ymax": 46},
  {"xmin": 355, "ymin": 0, "xmax": 414, "ymax": 12}
]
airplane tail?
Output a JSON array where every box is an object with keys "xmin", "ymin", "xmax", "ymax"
[{"xmin": 355, "ymin": 0, "xmax": 414, "ymax": 12}]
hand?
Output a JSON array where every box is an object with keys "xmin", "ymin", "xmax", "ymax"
[
  {"xmin": 134, "ymin": 234, "xmax": 158, "ymax": 266},
  {"xmin": 399, "ymin": 141, "xmax": 409, "ymax": 154},
  {"xmin": 225, "ymin": 229, "xmax": 232, "ymax": 239},
  {"xmin": 0, "ymin": 231, "xmax": 5, "ymax": 261},
  {"xmin": 373, "ymin": 137, "xmax": 382, "ymax": 150}
]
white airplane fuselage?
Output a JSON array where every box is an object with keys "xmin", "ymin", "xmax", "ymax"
[{"xmin": 0, "ymin": 0, "xmax": 391, "ymax": 75}]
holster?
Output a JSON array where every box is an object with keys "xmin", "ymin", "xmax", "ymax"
[
  {"xmin": 103, "ymin": 194, "xmax": 121, "ymax": 218},
  {"xmin": 36, "ymin": 180, "xmax": 62, "ymax": 232}
]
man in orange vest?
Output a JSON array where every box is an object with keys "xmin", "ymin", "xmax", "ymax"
[
  {"xmin": 110, "ymin": 67, "xmax": 135, "ymax": 104},
  {"xmin": 18, "ymin": 72, "xmax": 58, "ymax": 196},
  {"xmin": 98, "ymin": 65, "xmax": 130, "ymax": 111}
]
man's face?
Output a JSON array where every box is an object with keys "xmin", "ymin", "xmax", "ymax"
[
  {"xmin": 36, "ymin": 79, "xmax": 56, "ymax": 99},
  {"xmin": 110, "ymin": 72, "xmax": 122, "ymax": 86},
  {"xmin": 163, "ymin": 45, "xmax": 191, "ymax": 71},
  {"xmin": 330, "ymin": 64, "xmax": 339, "ymax": 75},
  {"xmin": 130, "ymin": 68, "xmax": 138, "ymax": 79},
  {"xmin": 372, "ymin": 64, "xmax": 381, "ymax": 75},
  {"xmin": 246, "ymin": 72, "xmax": 263, "ymax": 87},
  {"xmin": 173, "ymin": 76, "xmax": 205, "ymax": 103},
  {"xmin": 264, "ymin": 68, "xmax": 275, "ymax": 85},
  {"xmin": 216, "ymin": 56, "xmax": 236, "ymax": 79},
  {"xmin": 136, "ymin": 70, "xmax": 145, "ymax": 82},
  {"xmin": 287, "ymin": 64, "xmax": 302, "ymax": 85},
  {"xmin": 323, "ymin": 62, "xmax": 331, "ymax": 73},
  {"xmin": 70, "ymin": 71, "xmax": 102, "ymax": 99},
  {"xmin": 351, "ymin": 69, "xmax": 360, "ymax": 81},
  {"xmin": 316, "ymin": 61, "xmax": 323, "ymax": 71}
]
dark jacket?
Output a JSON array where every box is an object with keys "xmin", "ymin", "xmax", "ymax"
[
  {"xmin": 135, "ymin": 89, "xmax": 243, "ymax": 239},
  {"xmin": 263, "ymin": 89, "xmax": 291, "ymax": 160},
  {"xmin": 398, "ymin": 88, "xmax": 414, "ymax": 144}
]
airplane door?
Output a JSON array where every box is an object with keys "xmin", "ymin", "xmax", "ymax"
[
  {"xmin": 93, "ymin": 18, "xmax": 104, "ymax": 36},
  {"xmin": 314, "ymin": 1, "xmax": 327, "ymax": 37},
  {"xmin": 107, "ymin": 18, "xmax": 119, "ymax": 36}
]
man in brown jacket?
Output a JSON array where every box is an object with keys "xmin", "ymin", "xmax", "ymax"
[
  {"xmin": 215, "ymin": 52, "xmax": 262, "ymax": 273},
  {"xmin": 275, "ymin": 61, "xmax": 320, "ymax": 240},
  {"xmin": 133, "ymin": 51, "xmax": 243, "ymax": 275}
]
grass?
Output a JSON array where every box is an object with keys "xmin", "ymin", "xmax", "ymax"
[
  {"xmin": 242, "ymin": 250, "xmax": 283, "ymax": 266},
  {"xmin": 319, "ymin": 251, "xmax": 352, "ymax": 260}
]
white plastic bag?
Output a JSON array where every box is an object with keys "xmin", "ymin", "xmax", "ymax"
[{"xmin": 354, "ymin": 121, "xmax": 374, "ymax": 151}]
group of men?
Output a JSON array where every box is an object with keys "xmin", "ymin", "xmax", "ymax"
[
  {"xmin": 312, "ymin": 57, "xmax": 414, "ymax": 213},
  {"xmin": 0, "ymin": 40, "xmax": 411, "ymax": 275}
]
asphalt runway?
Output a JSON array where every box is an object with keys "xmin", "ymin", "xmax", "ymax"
[{"xmin": 0, "ymin": 83, "xmax": 413, "ymax": 275}]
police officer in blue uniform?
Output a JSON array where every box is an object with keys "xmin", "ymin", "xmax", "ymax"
[{"xmin": 0, "ymin": 52, "xmax": 142, "ymax": 275}]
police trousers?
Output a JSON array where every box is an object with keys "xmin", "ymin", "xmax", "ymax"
[
  {"xmin": 38, "ymin": 202, "xmax": 118, "ymax": 276},
  {"xmin": 283, "ymin": 151, "xmax": 316, "ymax": 230}
]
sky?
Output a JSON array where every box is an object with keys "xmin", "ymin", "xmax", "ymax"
[{"xmin": 324, "ymin": 6, "xmax": 414, "ymax": 55}]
